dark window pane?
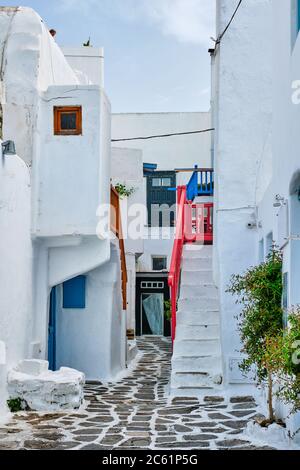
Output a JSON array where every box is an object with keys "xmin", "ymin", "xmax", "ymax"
[
  {"xmin": 152, "ymin": 257, "xmax": 167, "ymax": 271},
  {"xmin": 60, "ymin": 112, "xmax": 77, "ymax": 130},
  {"xmin": 152, "ymin": 178, "xmax": 162, "ymax": 187},
  {"xmin": 162, "ymin": 178, "xmax": 171, "ymax": 187}
]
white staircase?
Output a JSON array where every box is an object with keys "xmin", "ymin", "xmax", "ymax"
[{"xmin": 170, "ymin": 244, "xmax": 223, "ymax": 396}]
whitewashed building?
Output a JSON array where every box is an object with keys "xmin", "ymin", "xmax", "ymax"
[
  {"xmin": 211, "ymin": 0, "xmax": 300, "ymax": 439},
  {"xmin": 111, "ymin": 112, "xmax": 211, "ymax": 337},
  {"xmin": 0, "ymin": 6, "xmax": 126, "ymax": 414}
]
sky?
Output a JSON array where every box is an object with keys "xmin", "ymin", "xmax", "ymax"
[{"xmin": 1, "ymin": 0, "xmax": 216, "ymax": 113}]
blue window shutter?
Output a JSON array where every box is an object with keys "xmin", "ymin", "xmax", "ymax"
[{"xmin": 63, "ymin": 275, "xmax": 86, "ymax": 309}]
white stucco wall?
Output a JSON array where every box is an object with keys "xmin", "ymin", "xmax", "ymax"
[
  {"xmin": 0, "ymin": 150, "xmax": 33, "ymax": 413},
  {"xmin": 63, "ymin": 47, "xmax": 104, "ymax": 87},
  {"xmin": 55, "ymin": 242, "xmax": 125, "ymax": 381},
  {"xmin": 33, "ymin": 85, "xmax": 111, "ymax": 237},
  {"xmin": 111, "ymin": 147, "xmax": 144, "ymax": 331},
  {"xmin": 0, "ymin": 6, "xmax": 126, "ymax": 410},
  {"xmin": 213, "ymin": 0, "xmax": 272, "ymax": 389},
  {"xmin": 253, "ymin": 0, "xmax": 300, "ymax": 436},
  {"xmin": 0, "ymin": 6, "xmax": 79, "ymax": 164}
]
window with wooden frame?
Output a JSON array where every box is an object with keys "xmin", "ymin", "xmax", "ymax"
[{"xmin": 54, "ymin": 106, "xmax": 82, "ymax": 135}]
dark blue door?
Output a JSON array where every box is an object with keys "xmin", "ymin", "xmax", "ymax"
[
  {"xmin": 48, "ymin": 287, "xmax": 57, "ymax": 371},
  {"xmin": 147, "ymin": 171, "xmax": 176, "ymax": 227}
]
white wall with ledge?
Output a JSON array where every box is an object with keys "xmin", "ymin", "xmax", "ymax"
[
  {"xmin": 55, "ymin": 242, "xmax": 126, "ymax": 381},
  {"xmin": 33, "ymin": 85, "xmax": 111, "ymax": 237},
  {"xmin": 213, "ymin": 0, "xmax": 272, "ymax": 390},
  {"xmin": 0, "ymin": 6, "xmax": 79, "ymax": 165},
  {"xmin": 0, "ymin": 148, "xmax": 33, "ymax": 414},
  {"xmin": 62, "ymin": 47, "xmax": 104, "ymax": 87},
  {"xmin": 0, "ymin": 6, "xmax": 126, "ymax": 412}
]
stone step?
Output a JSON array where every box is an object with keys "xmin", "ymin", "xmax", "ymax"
[
  {"xmin": 175, "ymin": 324, "xmax": 220, "ymax": 341},
  {"xmin": 173, "ymin": 339, "xmax": 221, "ymax": 357},
  {"xmin": 180, "ymin": 284, "xmax": 218, "ymax": 299},
  {"xmin": 172, "ymin": 355, "xmax": 222, "ymax": 372},
  {"xmin": 183, "ymin": 245, "xmax": 213, "ymax": 258},
  {"xmin": 181, "ymin": 270, "xmax": 213, "ymax": 285},
  {"xmin": 171, "ymin": 371, "xmax": 223, "ymax": 389},
  {"xmin": 176, "ymin": 310, "xmax": 219, "ymax": 326},
  {"xmin": 182, "ymin": 257, "xmax": 212, "ymax": 271},
  {"xmin": 178, "ymin": 297, "xmax": 219, "ymax": 311}
]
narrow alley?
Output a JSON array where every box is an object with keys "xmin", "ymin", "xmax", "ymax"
[{"xmin": 0, "ymin": 338, "xmax": 275, "ymax": 451}]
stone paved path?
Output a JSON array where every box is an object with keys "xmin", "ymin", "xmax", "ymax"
[{"xmin": 0, "ymin": 337, "xmax": 276, "ymax": 450}]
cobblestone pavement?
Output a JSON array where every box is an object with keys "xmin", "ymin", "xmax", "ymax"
[{"xmin": 0, "ymin": 337, "xmax": 276, "ymax": 450}]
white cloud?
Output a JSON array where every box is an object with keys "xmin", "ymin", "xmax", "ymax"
[
  {"xmin": 141, "ymin": 0, "xmax": 216, "ymax": 46},
  {"xmin": 59, "ymin": 0, "xmax": 215, "ymax": 46}
]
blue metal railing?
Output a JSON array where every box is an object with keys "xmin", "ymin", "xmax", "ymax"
[{"xmin": 186, "ymin": 166, "xmax": 214, "ymax": 201}]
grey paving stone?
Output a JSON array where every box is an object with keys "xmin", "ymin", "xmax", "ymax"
[
  {"xmin": 204, "ymin": 396, "xmax": 225, "ymax": 403},
  {"xmin": 229, "ymin": 410, "xmax": 256, "ymax": 418},
  {"xmin": 183, "ymin": 434, "xmax": 218, "ymax": 441},
  {"xmin": 24, "ymin": 440, "xmax": 59, "ymax": 450},
  {"xmin": 220, "ymin": 420, "xmax": 248, "ymax": 430},
  {"xmin": 173, "ymin": 424, "xmax": 193, "ymax": 433},
  {"xmin": 217, "ymin": 439, "xmax": 251, "ymax": 448},
  {"xmin": 80, "ymin": 444, "xmax": 111, "ymax": 450},
  {"xmin": 0, "ymin": 338, "xmax": 277, "ymax": 451},
  {"xmin": 100, "ymin": 435, "xmax": 123, "ymax": 445},
  {"xmin": 207, "ymin": 413, "xmax": 230, "ymax": 420},
  {"xmin": 120, "ymin": 438, "xmax": 151, "ymax": 447},
  {"xmin": 230, "ymin": 396, "xmax": 255, "ymax": 404},
  {"xmin": 158, "ymin": 441, "xmax": 210, "ymax": 449}
]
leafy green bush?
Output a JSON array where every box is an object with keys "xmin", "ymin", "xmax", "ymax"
[
  {"xmin": 227, "ymin": 248, "xmax": 283, "ymax": 423},
  {"xmin": 7, "ymin": 397, "xmax": 23, "ymax": 413},
  {"xmin": 264, "ymin": 309, "xmax": 300, "ymax": 415}
]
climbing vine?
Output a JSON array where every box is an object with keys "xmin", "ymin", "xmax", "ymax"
[{"xmin": 115, "ymin": 183, "xmax": 135, "ymax": 199}]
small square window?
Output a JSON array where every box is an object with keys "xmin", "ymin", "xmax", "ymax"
[
  {"xmin": 152, "ymin": 178, "xmax": 162, "ymax": 187},
  {"xmin": 152, "ymin": 257, "xmax": 167, "ymax": 271},
  {"xmin": 161, "ymin": 178, "xmax": 171, "ymax": 187},
  {"xmin": 63, "ymin": 275, "xmax": 86, "ymax": 309},
  {"xmin": 54, "ymin": 106, "xmax": 82, "ymax": 135}
]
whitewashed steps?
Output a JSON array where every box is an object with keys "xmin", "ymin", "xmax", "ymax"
[
  {"xmin": 181, "ymin": 270, "xmax": 213, "ymax": 285},
  {"xmin": 172, "ymin": 371, "xmax": 223, "ymax": 388},
  {"xmin": 176, "ymin": 310, "xmax": 219, "ymax": 326},
  {"xmin": 180, "ymin": 285, "xmax": 218, "ymax": 299},
  {"xmin": 182, "ymin": 257, "xmax": 212, "ymax": 271},
  {"xmin": 172, "ymin": 355, "xmax": 222, "ymax": 372},
  {"xmin": 170, "ymin": 244, "xmax": 223, "ymax": 396},
  {"xmin": 173, "ymin": 339, "xmax": 221, "ymax": 356},
  {"xmin": 178, "ymin": 297, "xmax": 219, "ymax": 311},
  {"xmin": 175, "ymin": 324, "xmax": 220, "ymax": 341}
]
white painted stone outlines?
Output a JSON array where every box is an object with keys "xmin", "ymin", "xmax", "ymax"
[{"xmin": 7, "ymin": 360, "xmax": 85, "ymax": 412}]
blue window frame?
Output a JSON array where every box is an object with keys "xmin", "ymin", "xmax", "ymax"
[{"xmin": 63, "ymin": 275, "xmax": 86, "ymax": 309}]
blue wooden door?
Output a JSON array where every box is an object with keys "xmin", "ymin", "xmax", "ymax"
[
  {"xmin": 48, "ymin": 287, "xmax": 56, "ymax": 371},
  {"xmin": 147, "ymin": 171, "xmax": 176, "ymax": 227}
]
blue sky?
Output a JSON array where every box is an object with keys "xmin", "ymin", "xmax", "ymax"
[{"xmin": 1, "ymin": 0, "xmax": 215, "ymax": 113}]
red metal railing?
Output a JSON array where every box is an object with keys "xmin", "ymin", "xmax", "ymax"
[
  {"xmin": 185, "ymin": 203, "xmax": 213, "ymax": 245},
  {"xmin": 168, "ymin": 188, "xmax": 214, "ymax": 343},
  {"xmin": 168, "ymin": 186, "xmax": 187, "ymax": 342}
]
